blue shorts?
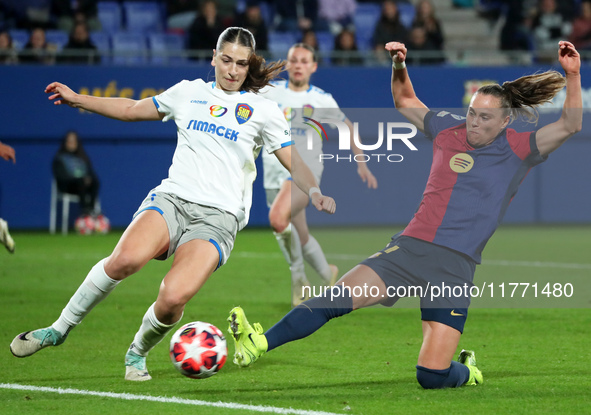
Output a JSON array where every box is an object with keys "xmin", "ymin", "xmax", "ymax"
[{"xmin": 360, "ymin": 234, "xmax": 476, "ymax": 333}]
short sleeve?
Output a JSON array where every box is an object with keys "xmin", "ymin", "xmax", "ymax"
[
  {"xmin": 317, "ymin": 93, "xmax": 346, "ymax": 123},
  {"xmin": 507, "ymin": 129, "xmax": 547, "ymax": 166},
  {"xmin": 262, "ymin": 102, "xmax": 293, "ymax": 154},
  {"xmin": 152, "ymin": 79, "xmax": 191, "ymax": 122},
  {"xmin": 424, "ymin": 110, "xmax": 466, "ymax": 141}
]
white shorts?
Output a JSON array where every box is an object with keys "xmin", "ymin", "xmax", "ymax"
[{"xmin": 133, "ymin": 190, "xmax": 238, "ymax": 268}]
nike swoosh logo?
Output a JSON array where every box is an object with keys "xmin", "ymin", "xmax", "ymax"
[
  {"xmin": 450, "ymin": 310, "xmax": 464, "ymax": 316},
  {"xmin": 248, "ymin": 333, "xmax": 256, "ymax": 346}
]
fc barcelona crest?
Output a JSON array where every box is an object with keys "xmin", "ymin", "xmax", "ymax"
[{"xmin": 235, "ymin": 103, "xmax": 253, "ymax": 124}]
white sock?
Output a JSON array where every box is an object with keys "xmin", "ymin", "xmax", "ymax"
[
  {"xmin": 274, "ymin": 224, "xmax": 307, "ymax": 284},
  {"xmin": 129, "ymin": 303, "xmax": 181, "ymax": 357},
  {"xmin": 52, "ymin": 258, "xmax": 120, "ymax": 336},
  {"xmin": 302, "ymin": 235, "xmax": 332, "ymax": 283},
  {"xmin": 289, "ymin": 226, "xmax": 307, "ymax": 284},
  {"xmin": 273, "ymin": 223, "xmax": 293, "ymax": 265}
]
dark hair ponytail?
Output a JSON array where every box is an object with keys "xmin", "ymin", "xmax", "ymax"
[
  {"xmin": 216, "ymin": 27, "xmax": 285, "ymax": 93},
  {"xmin": 477, "ymin": 71, "xmax": 566, "ymax": 124}
]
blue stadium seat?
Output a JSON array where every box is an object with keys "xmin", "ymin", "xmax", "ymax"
[
  {"xmin": 316, "ymin": 31, "xmax": 334, "ymax": 53},
  {"xmin": 122, "ymin": 1, "xmax": 164, "ymax": 33},
  {"xmin": 355, "ymin": 30, "xmax": 374, "ymax": 52},
  {"xmin": 8, "ymin": 30, "xmax": 29, "ymax": 51},
  {"xmin": 148, "ymin": 33, "xmax": 186, "ymax": 64},
  {"xmin": 90, "ymin": 32, "xmax": 111, "ymax": 63},
  {"xmin": 268, "ymin": 32, "xmax": 297, "ymax": 60},
  {"xmin": 398, "ymin": 3, "xmax": 416, "ymax": 28},
  {"xmin": 315, "ymin": 31, "xmax": 334, "ymax": 64},
  {"xmin": 97, "ymin": 2, "xmax": 123, "ymax": 33},
  {"xmin": 353, "ymin": 3, "xmax": 381, "ymax": 50},
  {"xmin": 111, "ymin": 33, "xmax": 147, "ymax": 64},
  {"xmin": 258, "ymin": 1, "xmax": 276, "ymax": 29},
  {"xmin": 45, "ymin": 30, "xmax": 69, "ymax": 51}
]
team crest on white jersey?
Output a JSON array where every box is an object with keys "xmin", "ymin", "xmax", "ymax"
[
  {"xmin": 235, "ymin": 103, "xmax": 253, "ymax": 124},
  {"xmin": 302, "ymin": 104, "xmax": 314, "ymax": 118}
]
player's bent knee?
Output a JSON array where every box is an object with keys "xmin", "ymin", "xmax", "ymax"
[
  {"xmin": 155, "ymin": 295, "xmax": 186, "ymax": 322},
  {"xmin": 105, "ymin": 252, "xmax": 143, "ymax": 279},
  {"xmin": 158, "ymin": 287, "xmax": 191, "ymax": 312},
  {"xmin": 416, "ymin": 365, "xmax": 447, "ymax": 389},
  {"xmin": 269, "ymin": 211, "xmax": 289, "ymax": 233}
]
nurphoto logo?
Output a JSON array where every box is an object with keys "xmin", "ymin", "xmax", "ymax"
[{"xmin": 304, "ymin": 118, "xmax": 419, "ymax": 163}]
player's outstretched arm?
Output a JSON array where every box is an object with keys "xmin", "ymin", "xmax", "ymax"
[
  {"xmin": 0, "ymin": 142, "xmax": 16, "ymax": 163},
  {"xmin": 385, "ymin": 42, "xmax": 429, "ymax": 133},
  {"xmin": 273, "ymin": 145, "xmax": 336, "ymax": 214},
  {"xmin": 45, "ymin": 82, "xmax": 163, "ymax": 122},
  {"xmin": 536, "ymin": 41, "xmax": 583, "ymax": 156}
]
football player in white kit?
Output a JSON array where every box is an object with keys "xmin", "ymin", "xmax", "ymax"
[
  {"xmin": 9, "ymin": 27, "xmax": 335, "ymax": 381},
  {"xmin": 261, "ymin": 43, "xmax": 377, "ymax": 306}
]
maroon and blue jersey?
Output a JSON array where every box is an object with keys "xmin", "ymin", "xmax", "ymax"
[{"xmin": 402, "ymin": 110, "xmax": 547, "ymax": 263}]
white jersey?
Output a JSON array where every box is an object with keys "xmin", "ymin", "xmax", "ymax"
[
  {"xmin": 153, "ymin": 79, "xmax": 292, "ymax": 230},
  {"xmin": 260, "ymin": 79, "xmax": 345, "ymax": 190}
]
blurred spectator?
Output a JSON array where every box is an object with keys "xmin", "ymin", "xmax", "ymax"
[
  {"xmin": 234, "ymin": 3, "xmax": 268, "ymax": 51},
  {"xmin": 500, "ymin": 0, "xmax": 537, "ymax": 52},
  {"xmin": 532, "ymin": 0, "xmax": 573, "ymax": 61},
  {"xmin": 187, "ymin": 0, "xmax": 225, "ymax": 60},
  {"xmin": 569, "ymin": 0, "xmax": 591, "ymax": 51},
  {"xmin": 317, "ymin": 0, "xmax": 356, "ymax": 35},
  {"xmin": 52, "ymin": 0, "xmax": 101, "ymax": 33},
  {"xmin": 412, "ymin": 0, "xmax": 444, "ymax": 50},
  {"xmin": 275, "ymin": 0, "xmax": 318, "ymax": 32},
  {"xmin": 372, "ymin": 0, "xmax": 409, "ymax": 62},
  {"xmin": 59, "ymin": 21, "xmax": 99, "ymax": 64},
  {"xmin": 406, "ymin": 25, "xmax": 445, "ymax": 65},
  {"xmin": 53, "ymin": 131, "xmax": 101, "ymax": 217},
  {"xmin": 19, "ymin": 27, "xmax": 57, "ymax": 64},
  {"xmin": 332, "ymin": 27, "xmax": 363, "ymax": 65},
  {"xmin": 0, "ymin": 30, "xmax": 18, "ymax": 64},
  {"xmin": 166, "ymin": 0, "xmax": 200, "ymax": 33},
  {"xmin": 215, "ymin": 0, "xmax": 239, "ymax": 25},
  {"xmin": 301, "ymin": 29, "xmax": 319, "ymax": 52}
]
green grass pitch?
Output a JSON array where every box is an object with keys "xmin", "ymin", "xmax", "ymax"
[{"xmin": 1, "ymin": 226, "xmax": 590, "ymax": 415}]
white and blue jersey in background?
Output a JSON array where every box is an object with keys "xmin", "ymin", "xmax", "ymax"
[{"xmin": 259, "ymin": 79, "xmax": 345, "ymax": 189}]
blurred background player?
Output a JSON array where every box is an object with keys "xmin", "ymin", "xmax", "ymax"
[
  {"xmin": 229, "ymin": 40, "xmax": 582, "ymax": 389},
  {"xmin": 261, "ymin": 43, "xmax": 377, "ymax": 307},
  {"xmin": 0, "ymin": 141, "xmax": 16, "ymax": 253}
]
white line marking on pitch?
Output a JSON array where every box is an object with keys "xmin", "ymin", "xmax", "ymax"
[
  {"xmin": 0, "ymin": 383, "xmax": 344, "ymax": 415},
  {"xmin": 15, "ymin": 251, "xmax": 591, "ymax": 270},
  {"xmin": 234, "ymin": 252, "xmax": 591, "ymax": 270}
]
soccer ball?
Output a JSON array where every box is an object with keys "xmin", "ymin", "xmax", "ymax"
[
  {"xmin": 74, "ymin": 215, "xmax": 95, "ymax": 235},
  {"xmin": 169, "ymin": 321, "xmax": 227, "ymax": 379},
  {"xmin": 94, "ymin": 214, "xmax": 111, "ymax": 234}
]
